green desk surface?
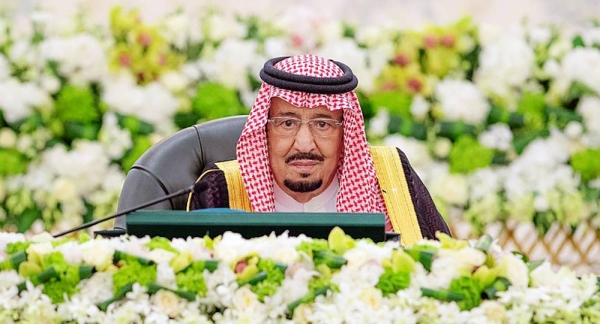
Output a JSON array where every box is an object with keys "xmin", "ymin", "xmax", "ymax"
[{"xmin": 126, "ymin": 210, "xmax": 386, "ymax": 241}]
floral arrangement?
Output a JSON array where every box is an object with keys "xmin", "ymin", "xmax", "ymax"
[
  {"xmin": 0, "ymin": 228, "xmax": 598, "ymax": 323},
  {"xmin": 0, "ymin": 4, "xmax": 599, "ymax": 235}
]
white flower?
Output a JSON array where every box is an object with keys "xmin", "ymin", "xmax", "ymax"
[
  {"xmin": 160, "ymin": 12, "xmax": 199, "ymax": 50},
  {"xmin": 57, "ymin": 294, "xmax": 103, "ymax": 323},
  {"xmin": 38, "ymin": 73, "xmax": 61, "ymax": 94},
  {"xmin": 169, "ymin": 237, "xmax": 212, "ymax": 260},
  {"xmin": 0, "ymin": 79, "xmax": 50, "ymax": 123},
  {"xmin": 74, "ymin": 271, "xmax": 113, "ymax": 304},
  {"xmin": 316, "ymin": 39, "xmax": 380, "ymax": 92},
  {"xmin": 580, "ymin": 27, "xmax": 600, "ymax": 46},
  {"xmin": 263, "ymin": 37, "xmax": 291, "ymax": 58},
  {"xmin": 272, "ymin": 6, "xmax": 326, "ymax": 51},
  {"xmin": 204, "ymin": 14, "xmax": 246, "ymax": 42},
  {"xmin": 435, "ymin": 79, "xmax": 490, "ymax": 124},
  {"xmin": 139, "ymin": 83, "xmax": 180, "ymax": 132},
  {"xmin": 355, "ymin": 24, "xmax": 396, "ymax": 48},
  {"xmin": 182, "ymin": 62, "xmax": 201, "ymax": 82},
  {"xmin": 0, "ymin": 54, "xmax": 9, "ymax": 81},
  {"xmin": 502, "ymin": 128, "xmax": 579, "ymax": 202},
  {"xmin": 409, "ymin": 95, "xmax": 430, "ymax": 121},
  {"xmin": 52, "ymin": 178, "xmax": 77, "ymax": 203},
  {"xmin": 577, "ymin": 96, "xmax": 600, "ymax": 134},
  {"xmin": 528, "ymin": 27, "xmax": 552, "ymax": 45},
  {"xmin": 548, "ymin": 37, "xmax": 572, "ymax": 58},
  {"xmin": 474, "ymin": 36, "xmax": 534, "ymax": 103},
  {"xmin": 344, "ymin": 240, "xmax": 395, "ymax": 267},
  {"xmin": 81, "ymin": 240, "xmax": 114, "ymax": 271},
  {"xmin": 102, "ymin": 76, "xmax": 178, "ymax": 134},
  {"xmin": 496, "ymin": 253, "xmax": 529, "ymax": 288},
  {"xmin": 468, "ymin": 167, "xmax": 502, "ymax": 201},
  {"xmin": 279, "ymin": 266, "xmax": 314, "ymax": 305},
  {"xmin": 383, "ymin": 134, "xmax": 432, "ymax": 170},
  {"xmin": 8, "ymin": 40, "xmax": 38, "ymax": 68},
  {"xmin": 213, "ymin": 232, "xmax": 252, "ymax": 264},
  {"xmin": 564, "ymin": 121, "xmax": 584, "ymax": 139},
  {"xmin": 421, "ymin": 247, "xmax": 486, "ymax": 289},
  {"xmin": 477, "ymin": 23, "xmax": 502, "ymax": 46},
  {"xmin": 198, "ymin": 39, "xmax": 260, "ymax": 92},
  {"xmin": 433, "ymin": 137, "xmax": 452, "ymax": 158},
  {"xmin": 559, "ymin": 48, "xmax": 600, "ymax": 95},
  {"xmin": 478, "ymin": 123, "xmax": 513, "ymax": 151},
  {"xmin": 434, "ymin": 173, "xmax": 469, "ymax": 206},
  {"xmin": 160, "ymin": 71, "xmax": 188, "ymax": 93},
  {"xmin": 55, "ymin": 241, "xmax": 82, "ymax": 265},
  {"xmin": 0, "ymin": 128, "xmax": 17, "ymax": 147},
  {"xmin": 40, "ymin": 34, "xmax": 108, "ymax": 85},
  {"xmin": 98, "ymin": 112, "xmax": 132, "ymax": 159},
  {"xmin": 152, "ymin": 290, "xmax": 183, "ymax": 319},
  {"xmin": 369, "ymin": 108, "xmax": 390, "ymax": 137},
  {"xmin": 26, "ymin": 242, "xmax": 54, "ymax": 260}
]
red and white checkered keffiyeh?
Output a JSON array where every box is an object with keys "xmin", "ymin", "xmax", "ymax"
[{"xmin": 236, "ymin": 54, "xmax": 388, "ymax": 217}]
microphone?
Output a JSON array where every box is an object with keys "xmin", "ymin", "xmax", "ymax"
[{"xmin": 52, "ymin": 181, "xmax": 208, "ymax": 238}]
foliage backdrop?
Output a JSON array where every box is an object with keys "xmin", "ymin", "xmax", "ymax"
[{"xmin": 0, "ymin": 5, "xmax": 599, "ymax": 235}]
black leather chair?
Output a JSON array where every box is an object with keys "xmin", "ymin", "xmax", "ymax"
[{"xmin": 113, "ymin": 115, "xmax": 248, "ymax": 230}]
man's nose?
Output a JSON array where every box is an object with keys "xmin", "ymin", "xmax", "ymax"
[{"xmin": 293, "ymin": 123, "xmax": 317, "ymax": 151}]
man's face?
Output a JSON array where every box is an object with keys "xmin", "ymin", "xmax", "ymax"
[{"xmin": 267, "ymin": 97, "xmax": 343, "ymax": 203}]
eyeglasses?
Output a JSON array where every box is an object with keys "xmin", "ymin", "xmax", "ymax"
[{"xmin": 267, "ymin": 117, "xmax": 343, "ymax": 137}]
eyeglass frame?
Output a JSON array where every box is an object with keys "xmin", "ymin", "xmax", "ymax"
[{"xmin": 266, "ymin": 116, "xmax": 344, "ymax": 137}]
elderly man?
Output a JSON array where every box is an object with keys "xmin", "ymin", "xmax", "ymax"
[{"xmin": 188, "ymin": 54, "xmax": 450, "ymax": 245}]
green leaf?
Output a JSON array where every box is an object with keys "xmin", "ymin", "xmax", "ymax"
[
  {"xmin": 121, "ymin": 136, "xmax": 153, "ymax": 170},
  {"xmin": 287, "ymin": 286, "xmax": 330, "ymax": 315},
  {"xmin": 449, "ymin": 136, "xmax": 495, "ymax": 174},
  {"xmin": 526, "ymin": 259, "xmax": 545, "ymax": 271},
  {"xmin": 173, "ymin": 112, "xmax": 202, "ymax": 129},
  {"xmin": 512, "ymin": 129, "xmax": 550, "ymax": 155},
  {"xmin": 405, "ymin": 248, "xmax": 435, "ymax": 272},
  {"xmin": 98, "ymin": 282, "xmax": 134, "ymax": 312},
  {"xmin": 388, "ymin": 116, "xmax": 427, "ymax": 140},
  {"xmin": 376, "ymin": 267, "xmax": 411, "ymax": 295},
  {"xmin": 55, "ymin": 85, "xmax": 99, "ymax": 123},
  {"xmin": 63, "ymin": 122, "xmax": 100, "ymax": 141},
  {"xmin": 146, "ymin": 283, "xmax": 197, "ymax": 301},
  {"xmin": 474, "ymin": 235, "xmax": 492, "ymax": 252},
  {"xmin": 17, "ymin": 208, "xmax": 40, "ymax": 233},
  {"xmin": 0, "ymin": 251, "xmax": 28, "ymax": 271},
  {"xmin": 482, "ymin": 277, "xmax": 511, "ymax": 299},
  {"xmin": 356, "ymin": 91, "xmax": 375, "ymax": 120},
  {"xmin": 517, "ymin": 92, "xmax": 546, "ymax": 130},
  {"xmin": 192, "ymin": 82, "xmax": 246, "ymax": 120},
  {"xmin": 113, "ymin": 250, "xmax": 154, "ymax": 266},
  {"xmin": 313, "ymin": 250, "xmax": 347, "ymax": 269},
  {"xmin": 0, "ymin": 148, "xmax": 28, "ymax": 175},
  {"xmin": 572, "ymin": 35, "xmax": 585, "ymax": 47},
  {"xmin": 369, "ymin": 91, "xmax": 413, "ymax": 119},
  {"xmin": 437, "ymin": 121, "xmax": 477, "ymax": 141},
  {"xmin": 571, "ymin": 149, "xmax": 600, "ymax": 181},
  {"xmin": 146, "ymin": 237, "xmax": 179, "ymax": 253},
  {"xmin": 117, "ymin": 114, "xmax": 154, "ymax": 135},
  {"xmin": 237, "ymin": 271, "xmax": 267, "ymax": 286},
  {"xmin": 420, "ymin": 287, "xmax": 464, "ymax": 302},
  {"xmin": 486, "ymin": 106, "xmax": 525, "ymax": 128}
]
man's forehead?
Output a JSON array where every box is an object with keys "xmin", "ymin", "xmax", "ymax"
[{"xmin": 269, "ymin": 97, "xmax": 342, "ymax": 118}]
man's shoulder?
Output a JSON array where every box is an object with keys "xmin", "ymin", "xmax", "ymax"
[{"xmin": 369, "ymin": 145, "xmax": 409, "ymax": 162}]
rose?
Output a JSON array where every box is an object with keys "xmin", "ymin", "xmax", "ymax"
[
  {"xmin": 81, "ymin": 241, "xmax": 114, "ymax": 271},
  {"xmin": 152, "ymin": 289, "xmax": 183, "ymax": 318},
  {"xmin": 495, "ymin": 253, "xmax": 529, "ymax": 288}
]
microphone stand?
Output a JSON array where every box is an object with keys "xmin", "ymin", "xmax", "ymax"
[{"xmin": 53, "ymin": 184, "xmax": 199, "ymax": 238}]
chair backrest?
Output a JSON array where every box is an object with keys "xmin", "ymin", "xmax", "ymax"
[{"xmin": 114, "ymin": 115, "xmax": 248, "ymax": 229}]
